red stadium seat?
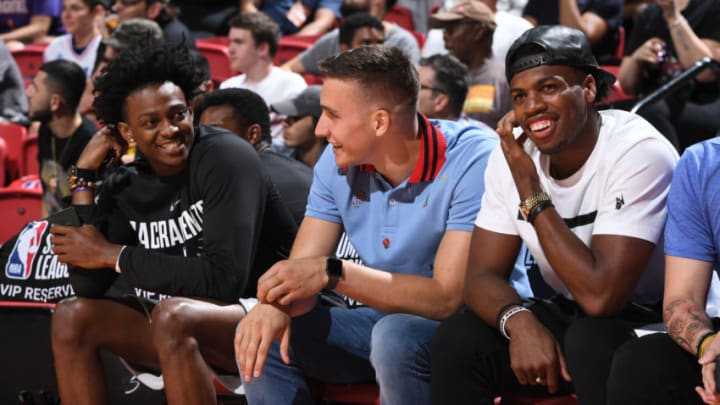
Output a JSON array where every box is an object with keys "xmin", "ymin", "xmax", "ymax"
[
  {"xmin": 21, "ymin": 133, "xmax": 38, "ymax": 176},
  {"xmin": 0, "ymin": 187, "xmax": 42, "ymax": 245},
  {"xmin": 0, "ymin": 123, "xmax": 28, "ymax": 182},
  {"xmin": 274, "ymin": 34, "xmax": 322, "ymax": 66},
  {"xmin": 196, "ymin": 40, "xmax": 236, "ymax": 84},
  {"xmin": 384, "ymin": 4, "xmax": 415, "ymax": 31},
  {"xmin": 0, "ymin": 137, "xmax": 6, "ymax": 186},
  {"xmin": 615, "ymin": 26, "xmax": 626, "ymax": 62},
  {"xmin": 197, "ymin": 36, "xmax": 230, "ymax": 47},
  {"xmin": 10, "ymin": 43, "xmax": 48, "ymax": 87},
  {"xmin": 598, "ymin": 65, "xmax": 634, "ymax": 106},
  {"xmin": 411, "ymin": 30, "xmax": 426, "ymax": 49}
]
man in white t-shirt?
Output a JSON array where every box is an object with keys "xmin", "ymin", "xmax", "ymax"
[
  {"xmin": 430, "ymin": 25, "xmax": 679, "ymax": 405},
  {"xmin": 220, "ymin": 12, "xmax": 307, "ymax": 144}
]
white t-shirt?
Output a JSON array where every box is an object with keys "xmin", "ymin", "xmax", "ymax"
[
  {"xmin": 43, "ymin": 34, "xmax": 102, "ymax": 78},
  {"xmin": 475, "ymin": 109, "xmax": 679, "ymax": 304},
  {"xmin": 220, "ymin": 66, "xmax": 307, "ymax": 143},
  {"xmin": 422, "ymin": 11, "xmax": 533, "ymax": 59}
]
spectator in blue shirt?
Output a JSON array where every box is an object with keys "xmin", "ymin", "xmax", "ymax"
[{"xmin": 241, "ymin": 0, "xmax": 342, "ymax": 36}]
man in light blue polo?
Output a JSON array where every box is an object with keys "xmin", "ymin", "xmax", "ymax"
[{"xmin": 234, "ymin": 45, "xmax": 498, "ymax": 405}]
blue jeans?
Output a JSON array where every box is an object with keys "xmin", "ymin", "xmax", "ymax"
[{"xmin": 242, "ymin": 305, "xmax": 439, "ymax": 405}]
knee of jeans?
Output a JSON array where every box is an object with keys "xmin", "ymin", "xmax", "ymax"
[{"xmin": 369, "ymin": 314, "xmax": 426, "ymax": 372}]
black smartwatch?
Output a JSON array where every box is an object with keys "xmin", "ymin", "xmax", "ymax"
[{"xmin": 326, "ymin": 257, "xmax": 343, "ymax": 290}]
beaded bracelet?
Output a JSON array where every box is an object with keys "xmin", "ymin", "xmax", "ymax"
[
  {"xmin": 69, "ymin": 175, "xmax": 96, "ymax": 193},
  {"xmin": 499, "ymin": 306, "xmax": 531, "ymax": 340},
  {"xmin": 71, "ymin": 186, "xmax": 93, "ymax": 194}
]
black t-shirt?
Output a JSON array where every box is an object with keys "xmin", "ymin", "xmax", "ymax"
[
  {"xmin": 625, "ymin": 1, "xmax": 720, "ymax": 101},
  {"xmin": 259, "ymin": 150, "xmax": 312, "ymax": 225},
  {"xmin": 160, "ymin": 17, "xmax": 196, "ymax": 50},
  {"xmin": 37, "ymin": 115, "xmax": 96, "ymax": 173},
  {"xmin": 37, "ymin": 115, "xmax": 96, "ymax": 212},
  {"xmin": 523, "ymin": 0, "xmax": 623, "ymax": 62},
  {"xmin": 78, "ymin": 126, "xmax": 296, "ymax": 303}
]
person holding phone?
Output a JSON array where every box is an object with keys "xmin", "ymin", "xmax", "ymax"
[
  {"xmin": 48, "ymin": 43, "xmax": 297, "ymax": 404},
  {"xmin": 430, "ymin": 25, "xmax": 678, "ymax": 405},
  {"xmin": 606, "ymin": 137, "xmax": 720, "ymax": 404}
]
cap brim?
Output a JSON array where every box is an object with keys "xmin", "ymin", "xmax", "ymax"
[
  {"xmin": 271, "ymin": 100, "xmax": 301, "ymax": 117},
  {"xmin": 593, "ymin": 66, "xmax": 617, "ymax": 89},
  {"xmin": 427, "ymin": 11, "xmax": 464, "ymax": 29},
  {"xmin": 102, "ymin": 37, "xmax": 123, "ymax": 49}
]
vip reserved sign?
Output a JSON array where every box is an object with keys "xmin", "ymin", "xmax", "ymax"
[{"xmin": 0, "ymin": 220, "xmax": 75, "ymax": 303}]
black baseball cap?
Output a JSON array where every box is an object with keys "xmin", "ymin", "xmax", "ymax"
[
  {"xmin": 505, "ymin": 25, "xmax": 615, "ymax": 88},
  {"xmin": 272, "ymin": 86, "xmax": 323, "ymax": 119}
]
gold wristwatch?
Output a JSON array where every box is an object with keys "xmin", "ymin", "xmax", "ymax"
[{"xmin": 519, "ymin": 191, "xmax": 552, "ymax": 221}]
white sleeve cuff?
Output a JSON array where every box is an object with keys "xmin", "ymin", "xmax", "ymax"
[{"xmin": 115, "ymin": 245, "xmax": 127, "ymax": 274}]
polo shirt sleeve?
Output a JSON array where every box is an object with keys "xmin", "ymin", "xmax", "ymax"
[
  {"xmin": 474, "ymin": 144, "xmax": 519, "ymax": 236},
  {"xmin": 446, "ymin": 129, "xmax": 497, "ymax": 232},
  {"xmin": 592, "ymin": 137, "xmax": 677, "ymax": 244},
  {"xmin": 665, "ymin": 146, "xmax": 716, "ymax": 262},
  {"xmin": 305, "ymin": 145, "xmax": 342, "ymax": 224}
]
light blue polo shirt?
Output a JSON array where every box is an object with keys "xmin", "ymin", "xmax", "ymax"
[{"xmin": 306, "ymin": 115, "xmax": 498, "ymax": 278}]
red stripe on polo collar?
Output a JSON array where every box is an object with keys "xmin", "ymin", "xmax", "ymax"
[
  {"xmin": 356, "ymin": 114, "xmax": 447, "ymax": 183},
  {"xmin": 409, "ymin": 113, "xmax": 447, "ymax": 183}
]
